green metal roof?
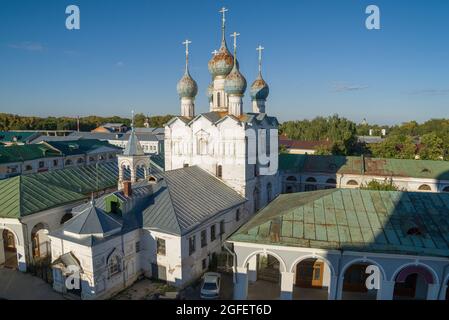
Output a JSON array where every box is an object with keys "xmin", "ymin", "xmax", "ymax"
[
  {"xmin": 0, "ymin": 144, "xmax": 61, "ymax": 164},
  {"xmin": 0, "ymin": 162, "xmax": 119, "ymax": 218},
  {"xmin": 229, "ymin": 189, "xmax": 449, "ymax": 257},
  {"xmin": 44, "ymin": 139, "xmax": 121, "ymax": 156},
  {"xmin": 280, "ymin": 154, "xmax": 449, "ymax": 180},
  {"xmin": 0, "ymin": 131, "xmax": 38, "ymax": 143}
]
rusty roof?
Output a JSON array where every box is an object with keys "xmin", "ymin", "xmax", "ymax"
[
  {"xmin": 280, "ymin": 154, "xmax": 449, "ymax": 180},
  {"xmin": 229, "ymin": 189, "xmax": 449, "ymax": 257}
]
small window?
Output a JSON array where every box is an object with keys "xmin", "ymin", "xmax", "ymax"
[
  {"xmin": 156, "ymin": 238, "xmax": 166, "ymax": 256},
  {"xmin": 38, "ymin": 161, "xmax": 44, "ymax": 169},
  {"xmin": 418, "ymin": 184, "xmax": 431, "ymax": 191},
  {"xmin": 236, "ymin": 209, "xmax": 240, "ymax": 222},
  {"xmin": 183, "ymin": 163, "xmax": 189, "ymax": 168},
  {"xmin": 201, "ymin": 230, "xmax": 207, "ymax": 248},
  {"xmin": 189, "ymin": 236, "xmax": 196, "ymax": 255},
  {"xmin": 210, "ymin": 225, "xmax": 216, "ymax": 242},
  {"xmin": 53, "ymin": 159, "xmax": 58, "ymax": 166},
  {"xmin": 219, "ymin": 220, "xmax": 225, "ymax": 235},
  {"xmin": 108, "ymin": 256, "xmax": 121, "ymax": 278},
  {"xmin": 347, "ymin": 180, "xmax": 359, "ymax": 186},
  {"xmin": 25, "ymin": 165, "xmax": 32, "ymax": 171},
  {"xmin": 77, "ymin": 158, "xmax": 84, "ymax": 164},
  {"xmin": 216, "ymin": 165, "xmax": 222, "ymax": 178},
  {"xmin": 65, "ymin": 159, "xmax": 72, "ymax": 166},
  {"xmin": 202, "ymin": 258, "xmax": 207, "ymax": 270},
  {"xmin": 136, "ymin": 241, "xmax": 141, "ymax": 253}
]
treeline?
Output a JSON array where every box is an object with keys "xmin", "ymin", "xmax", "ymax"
[
  {"xmin": 281, "ymin": 116, "xmax": 449, "ymax": 160},
  {"xmin": 0, "ymin": 113, "xmax": 174, "ymax": 131}
]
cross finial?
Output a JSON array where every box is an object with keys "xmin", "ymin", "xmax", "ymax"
[
  {"xmin": 182, "ymin": 39, "xmax": 192, "ymax": 73},
  {"xmin": 131, "ymin": 109, "xmax": 135, "ymax": 130},
  {"xmin": 211, "ymin": 49, "xmax": 218, "ymax": 56},
  {"xmin": 230, "ymin": 32, "xmax": 240, "ymax": 62},
  {"xmin": 219, "ymin": 7, "xmax": 228, "ymax": 44},
  {"xmin": 256, "ymin": 45, "xmax": 265, "ymax": 74}
]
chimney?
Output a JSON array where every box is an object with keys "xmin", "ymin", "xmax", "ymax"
[{"xmin": 123, "ymin": 181, "xmax": 132, "ymax": 197}]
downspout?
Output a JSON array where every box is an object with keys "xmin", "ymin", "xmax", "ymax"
[{"xmin": 223, "ymin": 242, "xmax": 237, "ymax": 284}]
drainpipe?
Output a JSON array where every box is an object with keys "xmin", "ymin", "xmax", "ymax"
[{"xmin": 223, "ymin": 242, "xmax": 237, "ymax": 284}]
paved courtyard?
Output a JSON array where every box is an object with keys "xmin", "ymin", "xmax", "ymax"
[{"xmin": 0, "ymin": 267, "xmax": 64, "ymax": 300}]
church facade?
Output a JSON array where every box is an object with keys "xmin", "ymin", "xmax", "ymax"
[{"xmin": 48, "ymin": 7, "xmax": 280, "ymax": 299}]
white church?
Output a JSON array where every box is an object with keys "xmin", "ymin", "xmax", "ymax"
[{"xmin": 48, "ymin": 7, "xmax": 280, "ymax": 299}]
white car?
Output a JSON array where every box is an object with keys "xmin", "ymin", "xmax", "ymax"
[{"xmin": 200, "ymin": 272, "xmax": 221, "ymax": 299}]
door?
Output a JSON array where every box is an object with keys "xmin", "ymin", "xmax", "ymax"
[{"xmin": 296, "ymin": 260, "xmax": 324, "ymax": 288}]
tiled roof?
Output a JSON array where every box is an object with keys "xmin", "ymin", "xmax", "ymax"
[
  {"xmin": 123, "ymin": 130, "xmax": 144, "ymax": 156},
  {"xmin": 229, "ymin": 189, "xmax": 449, "ymax": 257},
  {"xmin": 279, "ymin": 153, "xmax": 449, "ymax": 180},
  {"xmin": 0, "ymin": 144, "xmax": 61, "ymax": 164}
]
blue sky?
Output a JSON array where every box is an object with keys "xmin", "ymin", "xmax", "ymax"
[{"xmin": 0, "ymin": 0, "xmax": 448, "ymax": 125}]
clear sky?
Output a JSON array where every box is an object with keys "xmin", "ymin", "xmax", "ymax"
[{"xmin": 0, "ymin": 0, "xmax": 448, "ymax": 125}]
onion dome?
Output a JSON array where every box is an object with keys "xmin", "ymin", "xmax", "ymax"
[
  {"xmin": 208, "ymin": 44, "xmax": 234, "ymax": 78},
  {"xmin": 250, "ymin": 72, "xmax": 269, "ymax": 101},
  {"xmin": 176, "ymin": 70, "xmax": 198, "ymax": 99},
  {"xmin": 224, "ymin": 64, "xmax": 247, "ymax": 96}
]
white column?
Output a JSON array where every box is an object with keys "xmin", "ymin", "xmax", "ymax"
[
  {"xmin": 280, "ymin": 271, "xmax": 294, "ymax": 300},
  {"xmin": 426, "ymin": 284, "xmax": 440, "ymax": 300},
  {"xmin": 438, "ymin": 284, "xmax": 447, "ymax": 300},
  {"xmin": 247, "ymin": 255, "xmax": 257, "ymax": 283},
  {"xmin": 228, "ymin": 95, "xmax": 243, "ymax": 117},
  {"xmin": 328, "ymin": 275, "xmax": 338, "ymax": 300},
  {"xmin": 17, "ymin": 244, "xmax": 27, "ymax": 272},
  {"xmin": 377, "ymin": 280, "xmax": 395, "ymax": 300},
  {"xmin": 234, "ymin": 266, "xmax": 248, "ymax": 300}
]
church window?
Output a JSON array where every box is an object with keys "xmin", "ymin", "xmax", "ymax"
[
  {"xmin": 53, "ymin": 159, "xmax": 59, "ymax": 166},
  {"xmin": 198, "ymin": 138, "xmax": 208, "ymax": 155},
  {"xmin": 65, "ymin": 159, "xmax": 72, "ymax": 166},
  {"xmin": 216, "ymin": 165, "xmax": 222, "ymax": 178},
  {"xmin": 219, "ymin": 220, "xmax": 225, "ymax": 235},
  {"xmin": 210, "ymin": 225, "xmax": 216, "ymax": 242},
  {"xmin": 25, "ymin": 164, "xmax": 33, "ymax": 171},
  {"xmin": 418, "ymin": 184, "xmax": 431, "ymax": 191},
  {"xmin": 38, "ymin": 161, "xmax": 45, "ymax": 169},
  {"xmin": 108, "ymin": 255, "xmax": 121, "ymax": 278},
  {"xmin": 135, "ymin": 241, "xmax": 141, "ymax": 253},
  {"xmin": 156, "ymin": 238, "xmax": 166, "ymax": 256},
  {"xmin": 183, "ymin": 163, "xmax": 189, "ymax": 168},
  {"xmin": 201, "ymin": 230, "xmax": 207, "ymax": 248},
  {"xmin": 217, "ymin": 92, "xmax": 221, "ymax": 107},
  {"xmin": 189, "ymin": 236, "xmax": 196, "ymax": 255},
  {"xmin": 346, "ymin": 180, "xmax": 359, "ymax": 186}
]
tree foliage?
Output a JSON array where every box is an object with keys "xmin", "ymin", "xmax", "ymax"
[
  {"xmin": 369, "ymin": 134, "xmax": 417, "ymax": 159},
  {"xmin": 360, "ymin": 180, "xmax": 402, "ymax": 191}
]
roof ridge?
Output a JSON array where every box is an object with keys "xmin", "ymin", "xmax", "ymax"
[{"xmin": 159, "ymin": 180, "xmax": 183, "ymax": 234}]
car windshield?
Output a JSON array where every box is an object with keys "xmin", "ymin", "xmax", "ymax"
[{"xmin": 202, "ymin": 282, "xmax": 217, "ymax": 290}]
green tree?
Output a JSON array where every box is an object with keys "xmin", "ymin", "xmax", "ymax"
[
  {"xmin": 360, "ymin": 180, "xmax": 401, "ymax": 191},
  {"xmin": 419, "ymin": 133, "xmax": 445, "ymax": 160},
  {"xmin": 369, "ymin": 134, "xmax": 416, "ymax": 159}
]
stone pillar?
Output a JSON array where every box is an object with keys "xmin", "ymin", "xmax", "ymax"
[
  {"xmin": 247, "ymin": 255, "xmax": 257, "ymax": 283},
  {"xmin": 234, "ymin": 266, "xmax": 248, "ymax": 300},
  {"xmin": 426, "ymin": 283, "xmax": 440, "ymax": 300},
  {"xmin": 328, "ymin": 275, "xmax": 338, "ymax": 300},
  {"xmin": 438, "ymin": 284, "xmax": 447, "ymax": 300},
  {"xmin": 280, "ymin": 271, "xmax": 294, "ymax": 300},
  {"xmin": 377, "ymin": 280, "xmax": 395, "ymax": 300}
]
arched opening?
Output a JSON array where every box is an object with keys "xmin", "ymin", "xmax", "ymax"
[
  {"xmin": 442, "ymin": 186, "xmax": 449, "ymax": 193},
  {"xmin": 31, "ymin": 223, "xmax": 50, "ymax": 260},
  {"xmin": 60, "ymin": 213, "xmax": 73, "ymax": 225},
  {"xmin": 393, "ymin": 265, "xmax": 434, "ymax": 300},
  {"xmin": 253, "ymin": 188, "xmax": 260, "ymax": 212},
  {"xmin": 346, "ymin": 180, "xmax": 359, "ymax": 186},
  {"xmin": 305, "ymin": 177, "xmax": 317, "ymax": 192},
  {"xmin": 216, "ymin": 164, "xmax": 222, "ymax": 178},
  {"xmin": 292, "ymin": 258, "xmax": 332, "ymax": 300},
  {"xmin": 136, "ymin": 164, "xmax": 147, "ymax": 181},
  {"xmin": 108, "ymin": 254, "xmax": 122, "ymax": 279},
  {"xmin": 286, "ymin": 185, "xmax": 294, "ymax": 193},
  {"xmin": 266, "ymin": 183, "xmax": 272, "ymax": 203},
  {"xmin": 247, "ymin": 253, "xmax": 282, "ymax": 300},
  {"xmin": 325, "ymin": 178, "xmax": 337, "ymax": 189},
  {"xmin": 342, "ymin": 262, "xmax": 379, "ymax": 300},
  {"xmin": 0, "ymin": 229, "xmax": 18, "ymax": 269},
  {"xmin": 418, "ymin": 184, "xmax": 431, "ymax": 191},
  {"xmin": 121, "ymin": 165, "xmax": 131, "ymax": 180}
]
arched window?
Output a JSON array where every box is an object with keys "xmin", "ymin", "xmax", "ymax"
[
  {"xmin": 418, "ymin": 184, "xmax": 431, "ymax": 191},
  {"xmin": 198, "ymin": 138, "xmax": 208, "ymax": 155},
  {"xmin": 253, "ymin": 188, "xmax": 260, "ymax": 212},
  {"xmin": 108, "ymin": 255, "xmax": 121, "ymax": 278},
  {"xmin": 443, "ymin": 186, "xmax": 449, "ymax": 193},
  {"xmin": 65, "ymin": 159, "xmax": 72, "ymax": 166},
  {"xmin": 267, "ymin": 183, "xmax": 272, "ymax": 203},
  {"xmin": 347, "ymin": 180, "xmax": 359, "ymax": 186},
  {"xmin": 306, "ymin": 177, "xmax": 317, "ymax": 183},
  {"xmin": 305, "ymin": 177, "xmax": 317, "ymax": 192},
  {"xmin": 217, "ymin": 92, "xmax": 221, "ymax": 108},
  {"xmin": 325, "ymin": 178, "xmax": 337, "ymax": 189},
  {"xmin": 326, "ymin": 178, "xmax": 337, "ymax": 185},
  {"xmin": 216, "ymin": 165, "xmax": 222, "ymax": 178},
  {"xmin": 286, "ymin": 176, "xmax": 297, "ymax": 181}
]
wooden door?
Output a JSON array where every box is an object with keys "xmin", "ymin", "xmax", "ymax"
[
  {"xmin": 311, "ymin": 261, "xmax": 324, "ymax": 287},
  {"xmin": 296, "ymin": 260, "xmax": 324, "ymax": 288}
]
